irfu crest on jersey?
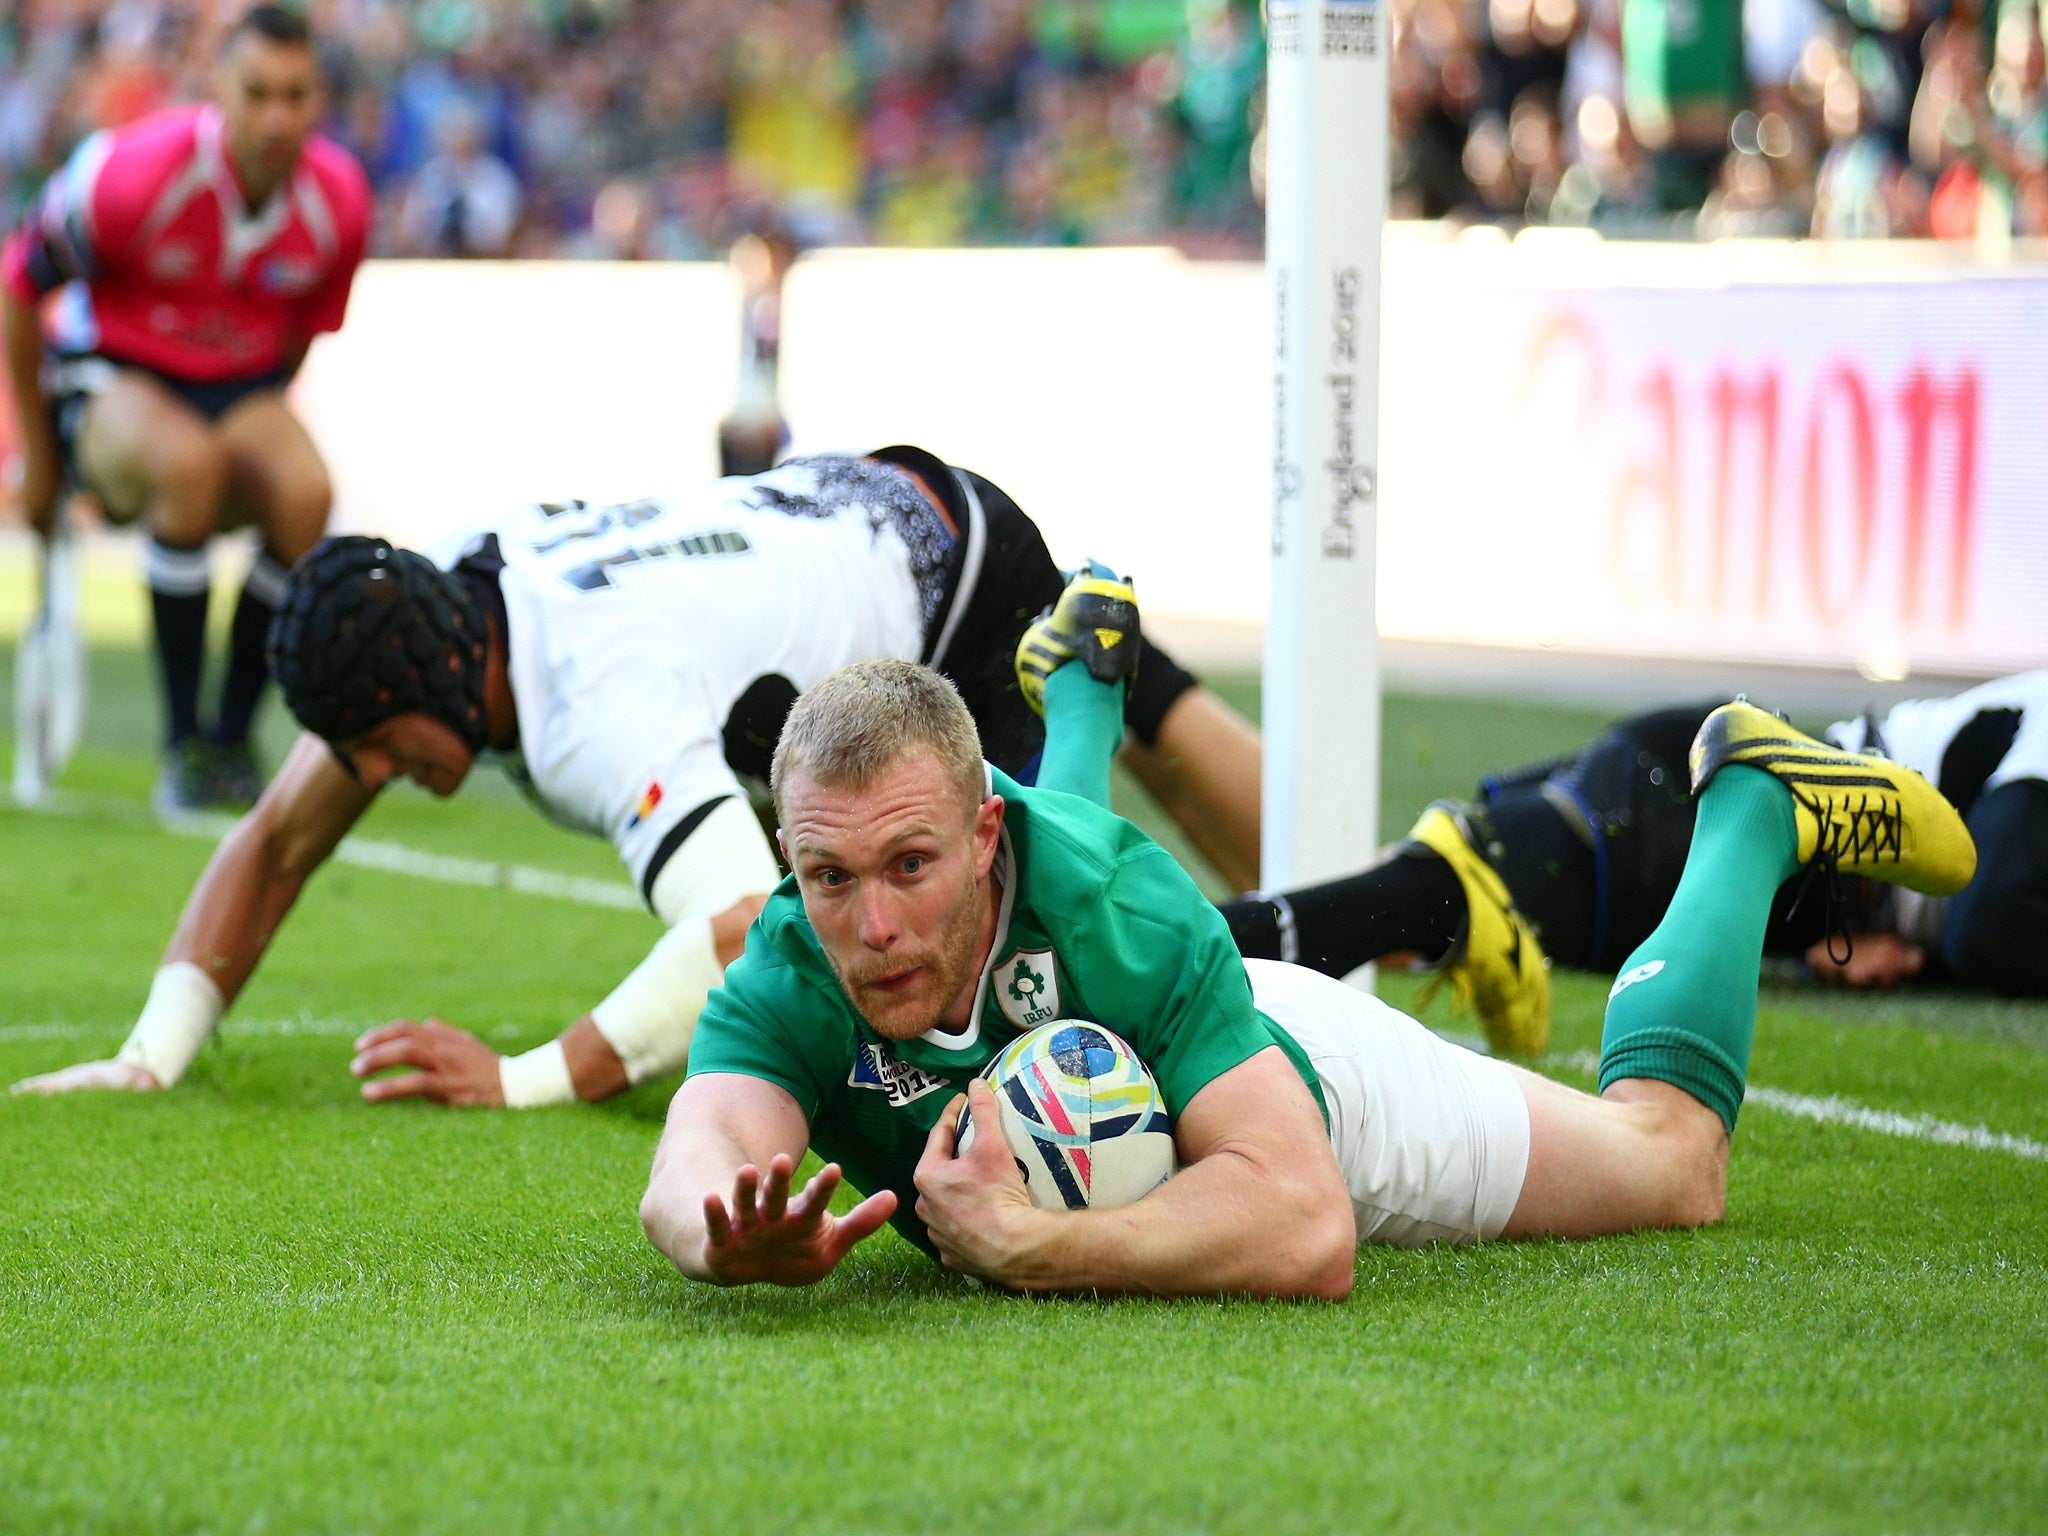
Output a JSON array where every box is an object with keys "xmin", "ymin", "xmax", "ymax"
[{"xmin": 998, "ymin": 949, "xmax": 1060, "ymax": 1028}]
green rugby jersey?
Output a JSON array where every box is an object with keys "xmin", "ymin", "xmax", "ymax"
[{"xmin": 688, "ymin": 767, "xmax": 1325, "ymax": 1257}]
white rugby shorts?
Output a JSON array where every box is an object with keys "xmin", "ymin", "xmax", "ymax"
[{"xmin": 1245, "ymin": 958, "xmax": 1531, "ymax": 1247}]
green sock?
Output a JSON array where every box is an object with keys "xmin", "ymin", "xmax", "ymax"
[
  {"xmin": 1597, "ymin": 765, "xmax": 1803, "ymax": 1134},
  {"xmin": 1034, "ymin": 663, "xmax": 1124, "ymax": 810}
]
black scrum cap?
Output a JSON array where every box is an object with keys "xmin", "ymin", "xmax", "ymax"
[{"xmin": 268, "ymin": 536, "xmax": 491, "ymax": 755}]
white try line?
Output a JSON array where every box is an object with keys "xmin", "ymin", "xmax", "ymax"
[
  {"xmin": 0, "ymin": 1016, "xmax": 364, "ymax": 1042},
  {"xmin": 1543, "ymin": 1048, "xmax": 2048, "ymax": 1163},
  {"xmin": 5, "ymin": 1014, "xmax": 2043, "ymax": 1165},
  {"xmin": 11, "ymin": 788, "xmax": 644, "ymax": 910},
  {"xmin": 11, "ymin": 789, "xmax": 2045, "ymax": 1164}
]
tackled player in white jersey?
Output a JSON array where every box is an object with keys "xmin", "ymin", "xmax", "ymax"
[
  {"xmin": 1228, "ymin": 671, "xmax": 2048, "ymax": 1033},
  {"xmin": 11, "ymin": 448, "xmax": 1261, "ymax": 1108}
]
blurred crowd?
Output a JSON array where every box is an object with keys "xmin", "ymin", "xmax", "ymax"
[
  {"xmin": 1394, "ymin": 0, "xmax": 2048, "ymax": 238},
  {"xmin": 1, "ymin": 0, "xmax": 2044, "ymax": 254},
  {"xmin": 0, "ymin": 0, "xmax": 1266, "ymax": 257}
]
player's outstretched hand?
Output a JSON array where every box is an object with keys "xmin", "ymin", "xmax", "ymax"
[
  {"xmin": 10, "ymin": 1059, "xmax": 162, "ymax": 1095},
  {"xmin": 701, "ymin": 1154, "xmax": 896, "ymax": 1288},
  {"xmin": 913, "ymin": 1078, "xmax": 1043, "ymax": 1284},
  {"xmin": 351, "ymin": 1018, "xmax": 506, "ymax": 1107}
]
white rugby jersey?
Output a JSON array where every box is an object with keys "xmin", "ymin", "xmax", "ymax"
[
  {"xmin": 433, "ymin": 456, "xmax": 955, "ymax": 896},
  {"xmin": 1827, "ymin": 671, "xmax": 2048, "ymax": 798},
  {"xmin": 1826, "ymin": 671, "xmax": 2048, "ymax": 944}
]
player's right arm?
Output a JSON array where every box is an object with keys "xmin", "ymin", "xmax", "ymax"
[
  {"xmin": 640, "ymin": 1071, "xmax": 896, "ymax": 1287},
  {"xmin": 163, "ymin": 732, "xmax": 376, "ymax": 1002},
  {"xmin": 0, "ymin": 284, "xmax": 57, "ymax": 536},
  {"xmin": 348, "ymin": 791, "xmax": 779, "ymax": 1109},
  {"xmin": 1, "ymin": 131, "xmax": 127, "ymax": 537},
  {"xmin": 10, "ymin": 733, "xmax": 375, "ymax": 1095}
]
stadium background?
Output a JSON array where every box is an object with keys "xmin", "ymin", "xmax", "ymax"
[
  {"xmin": 8, "ymin": 0, "xmax": 2048, "ymax": 253},
  {"xmin": 1, "ymin": 3, "xmax": 2045, "ymax": 1534},
  {"xmin": 4, "ymin": 0, "xmax": 2045, "ymax": 691}
]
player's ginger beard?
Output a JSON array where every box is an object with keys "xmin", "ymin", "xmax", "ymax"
[
  {"xmin": 838, "ymin": 842, "xmax": 997, "ymax": 1042},
  {"xmin": 788, "ymin": 758, "xmax": 1002, "ymax": 1042}
]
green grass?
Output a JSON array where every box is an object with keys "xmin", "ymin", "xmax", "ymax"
[{"xmin": 2, "ymin": 645, "xmax": 2045, "ymax": 1535}]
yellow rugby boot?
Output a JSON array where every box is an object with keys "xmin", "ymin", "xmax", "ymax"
[
  {"xmin": 1407, "ymin": 801, "xmax": 1552, "ymax": 1056},
  {"xmin": 1016, "ymin": 564, "xmax": 1141, "ymax": 717},
  {"xmin": 1689, "ymin": 699, "xmax": 1977, "ymax": 896}
]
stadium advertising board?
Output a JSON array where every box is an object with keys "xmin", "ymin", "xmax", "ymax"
[
  {"xmin": 210, "ymin": 243, "xmax": 2047, "ymax": 678},
  {"xmin": 1376, "ymin": 241, "xmax": 2047, "ymax": 678}
]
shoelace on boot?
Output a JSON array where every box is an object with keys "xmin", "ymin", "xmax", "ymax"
[{"xmin": 1783, "ymin": 789, "xmax": 1903, "ymax": 966}]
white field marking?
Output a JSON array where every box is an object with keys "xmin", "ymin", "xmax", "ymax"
[
  {"xmin": 11, "ymin": 787, "xmax": 643, "ymax": 910},
  {"xmin": 1741, "ymin": 1086, "xmax": 2048, "ymax": 1161},
  {"xmin": 0, "ymin": 1022, "xmax": 109, "ymax": 1041},
  {"xmin": 1536, "ymin": 1045, "xmax": 2048, "ymax": 1163},
  {"xmin": 0, "ymin": 1016, "xmax": 366, "ymax": 1043},
  {"xmin": 12, "ymin": 788, "xmax": 2046, "ymax": 1163},
  {"xmin": 17, "ymin": 1019, "xmax": 2045, "ymax": 1161}
]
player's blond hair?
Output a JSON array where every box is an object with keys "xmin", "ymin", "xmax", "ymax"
[{"xmin": 771, "ymin": 660, "xmax": 985, "ymax": 822}]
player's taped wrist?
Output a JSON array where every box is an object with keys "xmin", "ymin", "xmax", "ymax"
[
  {"xmin": 499, "ymin": 1039, "xmax": 576, "ymax": 1108},
  {"xmin": 591, "ymin": 794, "xmax": 778, "ymax": 1084},
  {"xmin": 591, "ymin": 918, "xmax": 722, "ymax": 1084},
  {"xmin": 114, "ymin": 962, "xmax": 224, "ymax": 1086}
]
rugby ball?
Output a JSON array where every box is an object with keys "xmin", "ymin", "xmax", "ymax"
[{"xmin": 957, "ymin": 1021, "xmax": 1177, "ymax": 1210}]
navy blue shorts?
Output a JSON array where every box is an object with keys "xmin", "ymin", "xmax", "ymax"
[{"xmin": 44, "ymin": 351, "xmax": 294, "ymax": 494}]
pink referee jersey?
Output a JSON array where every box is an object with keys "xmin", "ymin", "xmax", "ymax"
[{"xmin": 1, "ymin": 103, "xmax": 371, "ymax": 383}]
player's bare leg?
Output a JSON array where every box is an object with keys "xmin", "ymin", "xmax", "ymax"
[
  {"xmin": 1501, "ymin": 702, "xmax": 1976, "ymax": 1240},
  {"xmin": 75, "ymin": 372, "xmax": 231, "ymax": 812},
  {"xmin": 210, "ymin": 391, "xmax": 333, "ymax": 800},
  {"xmin": 1502, "ymin": 1071, "xmax": 1728, "ymax": 1238},
  {"xmin": 216, "ymin": 391, "xmax": 331, "ymax": 559},
  {"xmin": 74, "ymin": 371, "xmax": 231, "ymax": 543},
  {"xmin": 1120, "ymin": 686, "xmax": 1262, "ymax": 892}
]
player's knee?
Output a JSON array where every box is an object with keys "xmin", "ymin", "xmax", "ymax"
[
  {"xmin": 283, "ymin": 458, "xmax": 334, "ymax": 528},
  {"xmin": 260, "ymin": 474, "xmax": 332, "ymax": 562},
  {"xmin": 1633, "ymin": 1096, "xmax": 1727, "ymax": 1228},
  {"xmin": 152, "ymin": 431, "xmax": 230, "ymax": 533}
]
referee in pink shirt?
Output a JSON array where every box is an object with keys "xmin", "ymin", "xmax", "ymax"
[{"xmin": 2, "ymin": 5, "xmax": 370, "ymax": 814}]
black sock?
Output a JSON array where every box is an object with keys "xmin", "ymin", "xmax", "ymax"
[
  {"xmin": 214, "ymin": 551, "xmax": 289, "ymax": 749},
  {"xmin": 1474, "ymin": 788, "xmax": 1598, "ymax": 969},
  {"xmin": 1221, "ymin": 850, "xmax": 1466, "ymax": 977},
  {"xmin": 1125, "ymin": 630, "xmax": 1198, "ymax": 745},
  {"xmin": 145, "ymin": 536, "xmax": 211, "ymax": 747}
]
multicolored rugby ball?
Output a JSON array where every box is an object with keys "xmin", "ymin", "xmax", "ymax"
[{"xmin": 957, "ymin": 1020, "xmax": 1177, "ymax": 1210}]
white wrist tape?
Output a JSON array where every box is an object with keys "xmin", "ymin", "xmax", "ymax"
[
  {"xmin": 499, "ymin": 1038, "xmax": 576, "ymax": 1108},
  {"xmin": 591, "ymin": 917, "xmax": 723, "ymax": 1084},
  {"xmin": 590, "ymin": 794, "xmax": 780, "ymax": 1085},
  {"xmin": 114, "ymin": 962, "xmax": 224, "ymax": 1086}
]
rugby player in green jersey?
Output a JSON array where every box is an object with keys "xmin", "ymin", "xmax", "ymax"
[{"xmin": 640, "ymin": 587, "xmax": 1978, "ymax": 1297}]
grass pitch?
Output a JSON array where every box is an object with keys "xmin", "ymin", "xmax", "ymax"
[{"xmin": 3, "ymin": 640, "xmax": 2046, "ymax": 1535}]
